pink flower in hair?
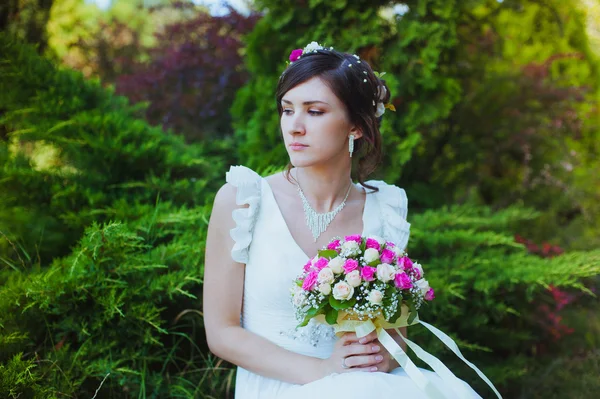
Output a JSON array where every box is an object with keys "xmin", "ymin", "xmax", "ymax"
[
  {"xmin": 289, "ymin": 49, "xmax": 303, "ymax": 62},
  {"xmin": 360, "ymin": 266, "xmax": 376, "ymax": 282},
  {"xmin": 343, "ymin": 259, "xmax": 359, "ymax": 274}
]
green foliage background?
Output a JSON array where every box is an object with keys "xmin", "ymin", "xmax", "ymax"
[{"xmin": 1, "ymin": 0, "xmax": 600, "ymax": 398}]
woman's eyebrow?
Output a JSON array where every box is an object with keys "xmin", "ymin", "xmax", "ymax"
[{"xmin": 281, "ymin": 99, "xmax": 330, "ymax": 106}]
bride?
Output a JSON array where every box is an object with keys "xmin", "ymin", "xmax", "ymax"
[{"xmin": 203, "ymin": 42, "xmax": 483, "ymax": 398}]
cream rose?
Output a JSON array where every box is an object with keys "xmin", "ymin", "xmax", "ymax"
[
  {"xmin": 376, "ymin": 263, "xmax": 396, "ymax": 282},
  {"xmin": 415, "ymin": 278, "xmax": 430, "ymax": 295},
  {"xmin": 345, "ymin": 270, "xmax": 362, "ymax": 287},
  {"xmin": 328, "ymin": 256, "xmax": 344, "ymax": 274},
  {"xmin": 318, "ymin": 283, "xmax": 332, "ymax": 295},
  {"xmin": 413, "ymin": 262, "xmax": 424, "ymax": 277},
  {"xmin": 332, "ymin": 281, "xmax": 355, "ymax": 301},
  {"xmin": 368, "ymin": 289, "xmax": 384, "ymax": 305},
  {"xmin": 391, "ymin": 246, "xmax": 404, "ymax": 259},
  {"xmin": 364, "ymin": 247, "xmax": 380, "ymax": 263},
  {"xmin": 317, "ymin": 267, "xmax": 334, "ymax": 284}
]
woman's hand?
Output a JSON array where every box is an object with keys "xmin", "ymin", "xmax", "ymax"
[{"xmin": 318, "ymin": 331, "xmax": 384, "ymax": 377}]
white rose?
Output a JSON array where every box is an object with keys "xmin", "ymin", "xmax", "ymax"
[
  {"xmin": 375, "ymin": 101, "xmax": 385, "ymax": 117},
  {"xmin": 364, "ymin": 247, "xmax": 380, "ymax": 263},
  {"xmin": 332, "ymin": 281, "xmax": 355, "ymax": 301},
  {"xmin": 391, "ymin": 246, "xmax": 404, "ymax": 259},
  {"xmin": 345, "ymin": 270, "xmax": 362, "ymax": 287},
  {"xmin": 341, "ymin": 240, "xmax": 360, "ymax": 256},
  {"xmin": 413, "ymin": 262, "xmax": 424, "ymax": 277},
  {"xmin": 369, "ymin": 235, "xmax": 386, "ymax": 246},
  {"xmin": 292, "ymin": 291, "xmax": 307, "ymax": 307},
  {"xmin": 317, "ymin": 267, "xmax": 334, "ymax": 284},
  {"xmin": 318, "ymin": 283, "xmax": 332, "ymax": 295},
  {"xmin": 328, "ymin": 256, "xmax": 344, "ymax": 274},
  {"xmin": 376, "ymin": 263, "xmax": 396, "ymax": 282},
  {"xmin": 415, "ymin": 278, "xmax": 430, "ymax": 295},
  {"xmin": 368, "ymin": 289, "xmax": 384, "ymax": 305}
]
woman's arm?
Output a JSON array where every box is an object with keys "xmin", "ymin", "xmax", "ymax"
[{"xmin": 202, "ymin": 183, "xmax": 382, "ymax": 385}]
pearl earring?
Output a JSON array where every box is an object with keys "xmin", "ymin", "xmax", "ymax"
[{"xmin": 349, "ymin": 134, "xmax": 355, "ymax": 157}]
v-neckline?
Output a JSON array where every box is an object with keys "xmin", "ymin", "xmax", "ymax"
[{"xmin": 262, "ymin": 177, "xmax": 370, "ymax": 261}]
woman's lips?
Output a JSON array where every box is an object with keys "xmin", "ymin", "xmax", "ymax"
[{"xmin": 289, "ymin": 143, "xmax": 308, "ymax": 151}]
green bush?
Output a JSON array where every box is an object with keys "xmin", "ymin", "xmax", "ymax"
[{"xmin": 0, "ymin": 33, "xmax": 231, "ymax": 398}]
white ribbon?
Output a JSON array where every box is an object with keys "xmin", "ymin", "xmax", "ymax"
[{"xmin": 344, "ymin": 317, "xmax": 502, "ymax": 399}]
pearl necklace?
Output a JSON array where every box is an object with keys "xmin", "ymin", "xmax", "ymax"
[{"xmin": 296, "ymin": 173, "xmax": 353, "ymax": 242}]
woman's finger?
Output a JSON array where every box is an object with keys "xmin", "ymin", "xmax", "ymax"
[
  {"xmin": 343, "ymin": 343, "xmax": 380, "ymax": 357},
  {"xmin": 358, "ymin": 330, "xmax": 378, "ymax": 344},
  {"xmin": 343, "ymin": 353, "xmax": 384, "ymax": 368}
]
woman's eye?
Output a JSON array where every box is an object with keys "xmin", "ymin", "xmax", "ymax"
[
  {"xmin": 283, "ymin": 109, "xmax": 293, "ymax": 115},
  {"xmin": 308, "ymin": 110, "xmax": 324, "ymax": 116}
]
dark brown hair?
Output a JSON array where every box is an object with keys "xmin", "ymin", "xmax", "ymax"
[{"xmin": 276, "ymin": 47, "xmax": 391, "ymax": 192}]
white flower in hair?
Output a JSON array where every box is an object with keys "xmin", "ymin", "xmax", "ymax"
[
  {"xmin": 375, "ymin": 85, "xmax": 388, "ymax": 117},
  {"xmin": 377, "ymin": 85, "xmax": 387, "ymax": 101},
  {"xmin": 303, "ymin": 41, "xmax": 324, "ymax": 53},
  {"xmin": 375, "ymin": 102, "xmax": 386, "ymax": 117}
]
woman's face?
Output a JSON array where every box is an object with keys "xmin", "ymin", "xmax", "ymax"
[{"xmin": 280, "ymin": 76, "xmax": 361, "ymax": 168}]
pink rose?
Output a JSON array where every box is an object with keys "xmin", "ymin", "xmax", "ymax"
[
  {"xmin": 380, "ymin": 248, "xmax": 395, "ymax": 264},
  {"xmin": 314, "ymin": 257, "xmax": 329, "ymax": 270},
  {"xmin": 289, "ymin": 49, "xmax": 303, "ymax": 62},
  {"xmin": 327, "ymin": 239, "xmax": 341, "ymax": 251},
  {"xmin": 360, "ymin": 266, "xmax": 376, "ymax": 282},
  {"xmin": 365, "ymin": 238, "xmax": 381, "ymax": 251},
  {"xmin": 302, "ymin": 271, "xmax": 318, "ymax": 291},
  {"xmin": 425, "ymin": 288, "xmax": 435, "ymax": 301},
  {"xmin": 385, "ymin": 241, "xmax": 395, "ymax": 248},
  {"xmin": 344, "ymin": 235, "xmax": 362, "ymax": 243},
  {"xmin": 394, "ymin": 272, "xmax": 413, "ymax": 290},
  {"xmin": 303, "ymin": 260, "xmax": 312, "ymax": 272},
  {"xmin": 397, "ymin": 256, "xmax": 413, "ymax": 270},
  {"xmin": 343, "ymin": 259, "xmax": 359, "ymax": 274}
]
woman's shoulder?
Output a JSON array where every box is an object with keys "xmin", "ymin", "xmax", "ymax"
[
  {"xmin": 362, "ymin": 179, "xmax": 408, "ymax": 209},
  {"xmin": 212, "ymin": 165, "xmax": 264, "ymax": 264},
  {"xmin": 362, "ymin": 179, "xmax": 410, "ymax": 249}
]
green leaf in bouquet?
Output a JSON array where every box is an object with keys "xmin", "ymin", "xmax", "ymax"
[
  {"xmin": 317, "ymin": 249, "xmax": 338, "ymax": 259},
  {"xmin": 407, "ymin": 300, "xmax": 418, "ymax": 325},
  {"xmin": 325, "ymin": 306, "xmax": 339, "ymax": 325},
  {"xmin": 329, "ymin": 295, "xmax": 356, "ymax": 310},
  {"xmin": 297, "ymin": 305, "xmax": 322, "ymax": 327}
]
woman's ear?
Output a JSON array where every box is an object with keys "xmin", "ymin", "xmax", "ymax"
[{"xmin": 350, "ymin": 125, "xmax": 363, "ymax": 140}]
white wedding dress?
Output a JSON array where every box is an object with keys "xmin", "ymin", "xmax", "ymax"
[{"xmin": 225, "ymin": 165, "xmax": 482, "ymax": 399}]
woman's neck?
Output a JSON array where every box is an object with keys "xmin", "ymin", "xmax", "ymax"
[{"xmin": 292, "ymin": 165, "xmax": 353, "ymax": 213}]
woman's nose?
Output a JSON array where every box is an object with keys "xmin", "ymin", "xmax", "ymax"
[{"xmin": 288, "ymin": 116, "xmax": 306, "ymax": 136}]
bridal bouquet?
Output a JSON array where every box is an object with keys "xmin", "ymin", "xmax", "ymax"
[
  {"xmin": 290, "ymin": 235, "xmax": 434, "ymax": 330},
  {"xmin": 290, "ymin": 235, "xmax": 503, "ymax": 399}
]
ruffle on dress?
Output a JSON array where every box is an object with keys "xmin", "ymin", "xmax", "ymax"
[
  {"xmin": 225, "ymin": 165, "xmax": 262, "ymax": 264},
  {"xmin": 367, "ymin": 180, "xmax": 411, "ymax": 251}
]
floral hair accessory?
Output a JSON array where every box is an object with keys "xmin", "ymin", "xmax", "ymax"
[
  {"xmin": 288, "ymin": 41, "xmax": 325, "ymax": 64},
  {"xmin": 373, "ymin": 71, "xmax": 396, "ymax": 117}
]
